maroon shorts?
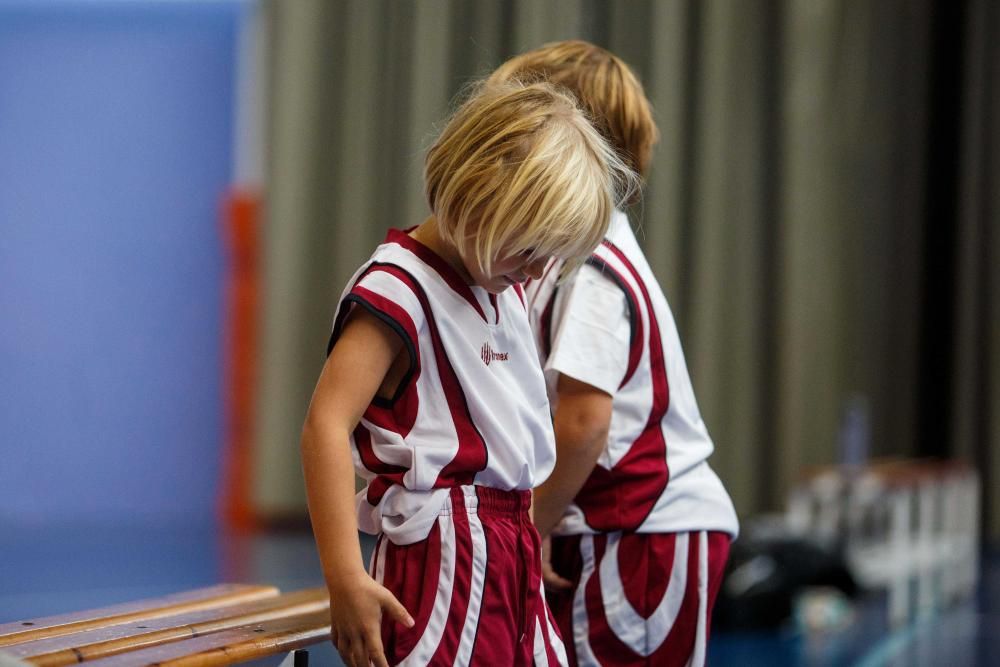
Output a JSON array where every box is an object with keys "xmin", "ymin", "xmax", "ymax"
[
  {"xmin": 369, "ymin": 486, "xmax": 567, "ymax": 666},
  {"xmin": 546, "ymin": 531, "xmax": 730, "ymax": 667}
]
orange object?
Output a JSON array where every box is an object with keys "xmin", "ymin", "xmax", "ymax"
[{"xmin": 220, "ymin": 189, "xmax": 262, "ymax": 531}]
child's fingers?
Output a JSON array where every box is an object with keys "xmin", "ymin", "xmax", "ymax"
[
  {"xmin": 335, "ymin": 629, "xmax": 367, "ymax": 667},
  {"xmin": 332, "ymin": 633, "xmax": 352, "ymax": 666},
  {"xmin": 346, "ymin": 638, "xmax": 369, "ymax": 667},
  {"xmin": 378, "ymin": 587, "xmax": 416, "ymax": 627},
  {"xmin": 364, "ymin": 628, "xmax": 390, "ymax": 667}
]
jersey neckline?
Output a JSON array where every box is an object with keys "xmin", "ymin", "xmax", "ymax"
[{"xmin": 385, "ymin": 227, "xmax": 504, "ymax": 324}]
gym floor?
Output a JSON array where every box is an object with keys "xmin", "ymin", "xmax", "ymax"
[{"xmin": 1, "ymin": 524, "xmax": 996, "ymax": 666}]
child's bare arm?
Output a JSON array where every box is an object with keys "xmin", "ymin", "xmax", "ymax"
[
  {"xmin": 301, "ymin": 307, "xmax": 414, "ymax": 667},
  {"xmin": 533, "ymin": 374, "xmax": 613, "ymax": 538}
]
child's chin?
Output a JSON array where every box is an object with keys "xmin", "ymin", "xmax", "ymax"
[{"xmin": 479, "ymin": 277, "xmax": 515, "ymax": 294}]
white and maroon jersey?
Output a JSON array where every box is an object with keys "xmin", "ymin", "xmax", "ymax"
[
  {"xmin": 525, "ymin": 211, "xmax": 739, "ymax": 538},
  {"xmin": 328, "ymin": 228, "xmax": 557, "ymax": 545}
]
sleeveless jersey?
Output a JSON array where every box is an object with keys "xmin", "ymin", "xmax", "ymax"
[
  {"xmin": 329, "ymin": 228, "xmax": 557, "ymax": 545},
  {"xmin": 525, "ymin": 211, "xmax": 739, "ymax": 538}
]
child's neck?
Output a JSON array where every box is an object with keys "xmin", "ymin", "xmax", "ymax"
[{"xmin": 409, "ymin": 216, "xmax": 474, "ymax": 284}]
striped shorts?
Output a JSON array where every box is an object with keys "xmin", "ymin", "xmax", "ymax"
[
  {"xmin": 546, "ymin": 531, "xmax": 730, "ymax": 667},
  {"xmin": 369, "ymin": 486, "xmax": 568, "ymax": 666}
]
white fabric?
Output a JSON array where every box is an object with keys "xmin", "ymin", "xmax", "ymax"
[
  {"xmin": 394, "ymin": 507, "xmax": 457, "ymax": 666},
  {"xmin": 453, "ymin": 507, "xmax": 488, "ymax": 667},
  {"xmin": 331, "ymin": 233, "xmax": 556, "ymax": 545},
  {"xmin": 538, "ymin": 585, "xmax": 570, "ymax": 667},
  {"xmin": 526, "ymin": 210, "xmax": 740, "ymax": 538},
  {"xmin": 572, "ymin": 535, "xmax": 601, "ymax": 667},
  {"xmin": 689, "ymin": 531, "xmax": 709, "ymax": 667},
  {"xmin": 370, "ymin": 485, "xmax": 567, "ymax": 666},
  {"xmin": 569, "ymin": 531, "xmax": 712, "ymax": 665},
  {"xmin": 599, "ymin": 532, "xmax": 689, "ymax": 656},
  {"xmin": 544, "ymin": 264, "xmax": 631, "ymax": 398}
]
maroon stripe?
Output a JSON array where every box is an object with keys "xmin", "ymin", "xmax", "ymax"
[
  {"xmin": 381, "ymin": 521, "xmax": 443, "ymax": 663},
  {"xmin": 603, "ymin": 240, "xmax": 669, "ymax": 417},
  {"xmin": 353, "ymin": 425, "xmax": 407, "ymax": 476},
  {"xmin": 354, "ymin": 426, "xmax": 407, "ymax": 506},
  {"xmin": 339, "ymin": 274, "xmax": 424, "ymax": 506},
  {"xmin": 619, "ymin": 532, "xmax": 677, "ymax": 620},
  {"xmin": 363, "ymin": 264, "xmax": 488, "ymax": 489},
  {"xmin": 583, "ymin": 535, "xmax": 642, "ymax": 665},
  {"xmin": 583, "ymin": 533, "xmax": 702, "ymax": 666},
  {"xmin": 351, "ymin": 286, "xmax": 421, "ymax": 436},
  {"xmin": 385, "ymin": 228, "xmax": 487, "ymax": 322},
  {"xmin": 367, "ymin": 476, "xmax": 395, "ymax": 506},
  {"xmin": 539, "ymin": 600, "xmax": 565, "ymax": 666},
  {"xmin": 472, "ymin": 506, "xmax": 525, "ymax": 665},
  {"xmin": 522, "ymin": 518, "xmax": 546, "ymax": 665},
  {"xmin": 513, "ymin": 282, "xmax": 526, "ymax": 307},
  {"xmin": 349, "ymin": 286, "xmax": 420, "ymax": 353},
  {"xmin": 429, "ymin": 488, "xmax": 475, "ymax": 664},
  {"xmin": 583, "ymin": 256, "xmax": 644, "ymax": 388},
  {"xmin": 573, "ymin": 241, "xmax": 670, "ymax": 532},
  {"xmin": 650, "ymin": 533, "xmax": 702, "ymax": 666},
  {"xmin": 601, "ymin": 243, "xmax": 671, "ymax": 528},
  {"xmin": 647, "ymin": 533, "xmax": 678, "ymax": 617},
  {"xmin": 331, "ymin": 263, "xmax": 417, "ymax": 352}
]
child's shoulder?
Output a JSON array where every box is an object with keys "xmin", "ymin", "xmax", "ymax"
[
  {"xmin": 343, "ymin": 232, "xmax": 436, "ymax": 315},
  {"xmin": 348, "ymin": 229, "xmax": 481, "ymax": 321},
  {"xmin": 353, "ymin": 230, "xmax": 439, "ymax": 285}
]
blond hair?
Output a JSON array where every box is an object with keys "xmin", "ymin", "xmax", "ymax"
[
  {"xmin": 489, "ymin": 40, "xmax": 659, "ymax": 190},
  {"xmin": 425, "ymin": 80, "xmax": 637, "ymax": 276}
]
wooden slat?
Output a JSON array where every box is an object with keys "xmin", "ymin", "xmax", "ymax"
[
  {"xmin": 80, "ymin": 610, "xmax": 330, "ymax": 666},
  {"xmin": 9, "ymin": 589, "xmax": 327, "ymax": 666},
  {"xmin": 0, "ymin": 585, "xmax": 279, "ymax": 648}
]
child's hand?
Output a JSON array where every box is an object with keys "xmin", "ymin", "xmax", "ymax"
[
  {"xmin": 328, "ymin": 574, "xmax": 414, "ymax": 667},
  {"xmin": 541, "ymin": 536, "xmax": 573, "ymax": 592}
]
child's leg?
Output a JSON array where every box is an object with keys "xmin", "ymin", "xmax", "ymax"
[
  {"xmin": 548, "ymin": 531, "xmax": 731, "ymax": 667},
  {"xmin": 369, "ymin": 486, "xmax": 568, "ymax": 666}
]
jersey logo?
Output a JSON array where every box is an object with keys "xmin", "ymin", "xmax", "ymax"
[{"xmin": 480, "ymin": 342, "xmax": 509, "ymax": 365}]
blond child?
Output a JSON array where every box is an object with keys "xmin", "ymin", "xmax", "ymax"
[
  {"xmin": 491, "ymin": 42, "xmax": 740, "ymax": 667},
  {"xmin": 301, "ymin": 79, "xmax": 637, "ymax": 667}
]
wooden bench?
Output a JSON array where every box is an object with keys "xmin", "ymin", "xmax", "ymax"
[{"xmin": 0, "ymin": 584, "xmax": 330, "ymax": 666}]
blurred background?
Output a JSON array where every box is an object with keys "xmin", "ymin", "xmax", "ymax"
[{"xmin": 1, "ymin": 0, "xmax": 998, "ymax": 665}]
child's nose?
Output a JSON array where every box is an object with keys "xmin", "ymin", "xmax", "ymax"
[{"xmin": 524, "ymin": 257, "xmax": 548, "ymax": 280}]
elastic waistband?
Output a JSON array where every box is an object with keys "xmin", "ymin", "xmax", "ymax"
[{"xmin": 439, "ymin": 486, "xmax": 531, "ymax": 516}]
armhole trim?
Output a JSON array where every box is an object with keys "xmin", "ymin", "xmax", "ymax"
[
  {"xmin": 584, "ymin": 256, "xmax": 640, "ymax": 349},
  {"xmin": 328, "ymin": 294, "xmax": 419, "ymax": 408}
]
